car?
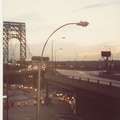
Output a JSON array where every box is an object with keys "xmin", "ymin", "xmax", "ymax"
[
  {"xmin": 52, "ymin": 91, "xmax": 63, "ymax": 97},
  {"xmin": 64, "ymin": 93, "xmax": 75, "ymax": 104}
]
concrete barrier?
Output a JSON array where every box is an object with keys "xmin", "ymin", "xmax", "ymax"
[
  {"xmin": 20, "ymin": 101, "xmax": 25, "ymax": 106},
  {"xmin": 24, "ymin": 101, "xmax": 28, "ymax": 106},
  {"xmin": 4, "ymin": 99, "xmax": 36, "ymax": 107}
]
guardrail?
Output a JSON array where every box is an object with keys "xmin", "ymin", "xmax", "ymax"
[
  {"xmin": 46, "ymin": 70, "xmax": 120, "ymax": 88},
  {"xmin": 66, "ymin": 75, "xmax": 120, "ymax": 88}
]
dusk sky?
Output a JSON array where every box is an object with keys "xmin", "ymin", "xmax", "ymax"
[{"xmin": 3, "ymin": 0, "xmax": 120, "ymax": 61}]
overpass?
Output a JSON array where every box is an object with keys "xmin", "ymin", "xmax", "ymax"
[
  {"xmin": 45, "ymin": 70, "xmax": 120, "ymax": 98},
  {"xmin": 44, "ymin": 69, "xmax": 120, "ymax": 120}
]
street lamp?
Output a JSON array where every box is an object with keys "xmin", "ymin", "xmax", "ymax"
[
  {"xmin": 73, "ymin": 52, "xmax": 81, "ymax": 61},
  {"xmin": 51, "ymin": 37, "xmax": 65, "ymax": 62},
  {"xmin": 73, "ymin": 51, "xmax": 81, "ymax": 69},
  {"xmin": 37, "ymin": 21, "xmax": 89, "ymax": 120},
  {"xmin": 104, "ymin": 46, "xmax": 111, "ymax": 51},
  {"xmin": 55, "ymin": 48, "xmax": 62, "ymax": 67},
  {"xmin": 51, "ymin": 39, "xmax": 56, "ymax": 62}
]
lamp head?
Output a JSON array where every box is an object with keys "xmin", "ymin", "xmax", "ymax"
[{"xmin": 76, "ymin": 21, "xmax": 89, "ymax": 27}]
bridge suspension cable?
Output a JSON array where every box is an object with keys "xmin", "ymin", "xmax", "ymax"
[
  {"xmin": 26, "ymin": 43, "xmax": 33, "ymax": 60},
  {"xmin": 9, "ymin": 39, "xmax": 18, "ymax": 62}
]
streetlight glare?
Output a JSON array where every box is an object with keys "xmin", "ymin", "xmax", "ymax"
[
  {"xmin": 76, "ymin": 21, "xmax": 89, "ymax": 27},
  {"xmin": 61, "ymin": 37, "xmax": 65, "ymax": 39}
]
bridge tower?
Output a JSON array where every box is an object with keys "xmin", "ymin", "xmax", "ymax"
[{"xmin": 3, "ymin": 21, "xmax": 26, "ymax": 62}]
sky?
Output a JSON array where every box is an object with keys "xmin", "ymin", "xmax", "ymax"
[{"xmin": 2, "ymin": 0, "xmax": 120, "ymax": 61}]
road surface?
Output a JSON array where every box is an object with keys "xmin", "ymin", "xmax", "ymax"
[{"xmin": 3, "ymin": 84, "xmax": 81, "ymax": 120}]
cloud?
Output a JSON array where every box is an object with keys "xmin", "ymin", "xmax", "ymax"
[
  {"xmin": 70, "ymin": 0, "xmax": 120, "ymax": 12},
  {"xmin": 19, "ymin": 12, "xmax": 45, "ymax": 22},
  {"xmin": 70, "ymin": 3, "xmax": 106, "ymax": 13},
  {"xmin": 3, "ymin": 11, "xmax": 45, "ymax": 22},
  {"xmin": 83, "ymin": 3, "xmax": 106, "ymax": 9},
  {"xmin": 83, "ymin": 1, "xmax": 120, "ymax": 9}
]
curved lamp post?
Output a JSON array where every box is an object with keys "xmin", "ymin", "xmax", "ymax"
[{"xmin": 37, "ymin": 21, "xmax": 89, "ymax": 120}]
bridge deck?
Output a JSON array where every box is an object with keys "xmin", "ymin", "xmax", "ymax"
[{"xmin": 45, "ymin": 72, "xmax": 120, "ymax": 99}]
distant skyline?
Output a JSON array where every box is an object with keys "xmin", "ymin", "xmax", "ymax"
[{"xmin": 3, "ymin": 0, "xmax": 120, "ymax": 61}]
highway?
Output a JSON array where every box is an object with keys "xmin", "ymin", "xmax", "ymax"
[{"xmin": 56, "ymin": 69, "xmax": 120, "ymax": 88}]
